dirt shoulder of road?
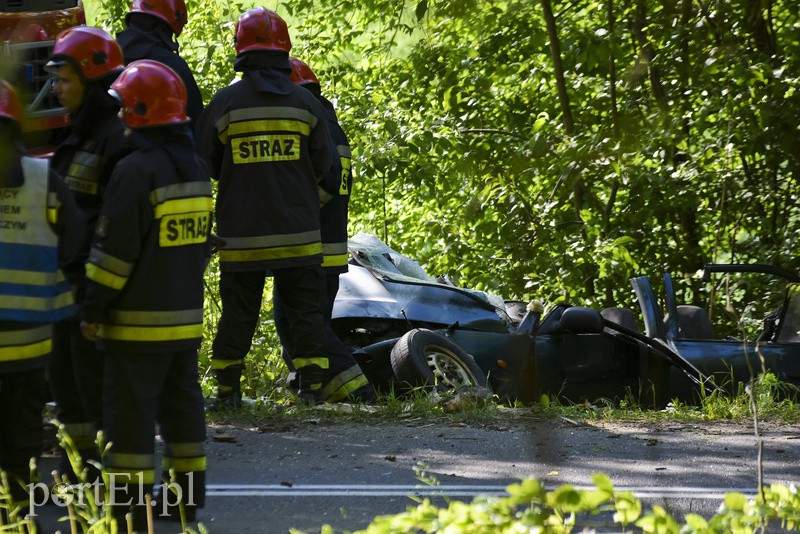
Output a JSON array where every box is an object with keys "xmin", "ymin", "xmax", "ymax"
[{"xmin": 206, "ymin": 403, "xmax": 800, "ymax": 439}]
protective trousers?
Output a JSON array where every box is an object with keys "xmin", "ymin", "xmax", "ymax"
[
  {"xmin": 0, "ymin": 368, "xmax": 46, "ymax": 503},
  {"xmin": 102, "ymin": 349, "xmax": 206, "ymax": 526},
  {"xmin": 48, "ymin": 316, "xmax": 104, "ymax": 481},
  {"xmin": 273, "ymin": 270, "xmax": 375, "ymax": 402},
  {"xmin": 212, "ymin": 266, "xmax": 330, "ymax": 400}
]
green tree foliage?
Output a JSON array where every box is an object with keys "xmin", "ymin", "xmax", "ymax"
[
  {"xmin": 85, "ymin": 0, "xmax": 800, "ymax": 389},
  {"xmin": 277, "ymin": 0, "xmax": 798, "ymax": 311}
]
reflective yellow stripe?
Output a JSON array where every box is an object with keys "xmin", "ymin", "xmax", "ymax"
[
  {"xmin": 225, "ymin": 106, "xmax": 318, "ymax": 123},
  {"xmin": 62, "ymin": 422, "xmax": 95, "ymax": 438},
  {"xmin": 293, "ymin": 357, "xmax": 329, "ymax": 370},
  {"xmin": 324, "ymin": 374, "xmax": 370, "ymax": 403},
  {"xmin": 64, "ymin": 151, "xmax": 101, "ymax": 196},
  {"xmin": 99, "ymin": 323, "xmax": 203, "ymax": 342},
  {"xmin": 71, "ymin": 151, "xmax": 101, "ymax": 167},
  {"xmin": 220, "ymin": 242, "xmax": 322, "ymax": 263},
  {"xmin": 0, "ymin": 325, "xmax": 51, "ymax": 344},
  {"xmin": 222, "ymin": 231, "xmax": 320, "ymax": 249},
  {"xmin": 85, "ymin": 263, "xmax": 128, "ymax": 290},
  {"xmin": 320, "ymin": 364, "xmax": 369, "ymax": 402},
  {"xmin": 228, "ymin": 119, "xmax": 310, "ymax": 137},
  {"xmin": 215, "ymin": 107, "xmax": 318, "ymax": 143},
  {"xmin": 322, "ymin": 253, "xmax": 350, "ymax": 268},
  {"xmin": 105, "ymin": 469, "xmax": 156, "ymax": 485},
  {"xmin": 322, "ymin": 243, "xmax": 347, "ymax": 255},
  {"xmin": 88, "ymin": 248, "xmax": 134, "ymax": 277},
  {"xmin": 0, "ymin": 268, "xmax": 57, "ymax": 285},
  {"xmin": 211, "ymin": 358, "xmax": 244, "ymax": 370},
  {"xmin": 62, "ymin": 422, "xmax": 97, "ymax": 449},
  {"xmin": 167, "ymin": 443, "xmax": 205, "ymax": 457},
  {"xmin": 163, "ymin": 457, "xmax": 206, "ymax": 473},
  {"xmin": 0, "ymin": 338, "xmax": 51, "ymax": 361},
  {"xmin": 108, "ymin": 453, "xmax": 153, "ymax": 468},
  {"xmin": 151, "ymin": 182, "xmax": 213, "ymax": 204},
  {"xmin": 0, "ymin": 290, "xmax": 73, "ymax": 312},
  {"xmin": 154, "ymin": 197, "xmax": 214, "ymax": 219},
  {"xmin": 109, "ymin": 309, "xmax": 203, "ymax": 326},
  {"xmin": 47, "ymin": 207, "xmax": 58, "ymax": 225}
]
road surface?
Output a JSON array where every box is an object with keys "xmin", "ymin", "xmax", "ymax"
[{"xmin": 33, "ymin": 409, "xmax": 799, "ymax": 533}]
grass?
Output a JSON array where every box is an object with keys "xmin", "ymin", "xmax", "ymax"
[{"xmin": 203, "ymin": 371, "xmax": 800, "ymax": 435}]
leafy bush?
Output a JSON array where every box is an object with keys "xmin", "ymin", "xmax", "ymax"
[{"xmin": 337, "ymin": 474, "xmax": 800, "ymax": 534}]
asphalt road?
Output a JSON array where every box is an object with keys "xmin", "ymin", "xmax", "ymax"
[{"xmin": 33, "ymin": 410, "xmax": 800, "ymax": 533}]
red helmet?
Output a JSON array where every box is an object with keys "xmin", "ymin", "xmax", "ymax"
[
  {"xmin": 289, "ymin": 57, "xmax": 319, "ymax": 86},
  {"xmin": 109, "ymin": 60, "xmax": 188, "ymax": 128},
  {"xmin": 46, "ymin": 27, "xmax": 124, "ymax": 81},
  {"xmin": 0, "ymin": 81, "xmax": 24, "ymax": 125},
  {"xmin": 129, "ymin": 0, "xmax": 187, "ymax": 36},
  {"xmin": 234, "ymin": 7, "xmax": 291, "ymax": 55}
]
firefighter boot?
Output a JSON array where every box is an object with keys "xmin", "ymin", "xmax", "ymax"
[
  {"xmin": 209, "ymin": 364, "xmax": 243, "ymax": 411},
  {"xmin": 292, "ymin": 359, "xmax": 328, "ymax": 405}
]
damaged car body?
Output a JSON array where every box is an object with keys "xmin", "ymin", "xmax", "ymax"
[
  {"xmin": 631, "ymin": 263, "xmax": 800, "ymax": 401},
  {"xmin": 331, "ymin": 234, "xmax": 729, "ymax": 407},
  {"xmin": 332, "ymin": 235, "xmax": 800, "ymax": 406}
]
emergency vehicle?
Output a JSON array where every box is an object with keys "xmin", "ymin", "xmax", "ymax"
[{"xmin": 1, "ymin": 0, "xmax": 85, "ymax": 153}]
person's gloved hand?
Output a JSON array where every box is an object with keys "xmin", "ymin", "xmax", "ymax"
[{"xmin": 80, "ymin": 321, "xmax": 99, "ymax": 341}]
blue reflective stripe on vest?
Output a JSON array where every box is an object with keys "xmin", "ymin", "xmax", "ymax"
[{"xmin": 0, "ymin": 157, "xmax": 75, "ymax": 322}]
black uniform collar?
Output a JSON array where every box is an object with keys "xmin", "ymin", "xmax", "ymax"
[
  {"xmin": 117, "ymin": 18, "xmax": 179, "ymax": 57},
  {"xmin": 129, "ymin": 125, "xmax": 198, "ymax": 181},
  {"xmin": 234, "ymin": 51, "xmax": 293, "ymax": 95},
  {"xmin": 68, "ymin": 80, "xmax": 121, "ymax": 144}
]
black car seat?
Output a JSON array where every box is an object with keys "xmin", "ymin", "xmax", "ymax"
[
  {"xmin": 675, "ymin": 305, "xmax": 715, "ymax": 340},
  {"xmin": 601, "ymin": 307, "xmax": 640, "ymax": 334}
]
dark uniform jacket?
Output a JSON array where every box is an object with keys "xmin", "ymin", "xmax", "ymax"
[
  {"xmin": 117, "ymin": 20, "xmax": 204, "ymax": 132},
  {"xmin": 0, "ymin": 154, "xmax": 85, "ymax": 372},
  {"xmin": 81, "ymin": 129, "xmax": 213, "ymax": 354},
  {"xmin": 195, "ymin": 56, "xmax": 332, "ymax": 272},
  {"xmin": 317, "ymin": 94, "xmax": 352, "ymax": 274},
  {"xmin": 50, "ymin": 91, "xmax": 126, "ymax": 287}
]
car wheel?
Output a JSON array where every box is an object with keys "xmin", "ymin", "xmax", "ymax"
[{"xmin": 390, "ymin": 329, "xmax": 489, "ymax": 391}]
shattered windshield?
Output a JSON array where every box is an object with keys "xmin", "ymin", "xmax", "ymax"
[{"xmin": 347, "ymin": 232, "xmax": 509, "ymax": 315}]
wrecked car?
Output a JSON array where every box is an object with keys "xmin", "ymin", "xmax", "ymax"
[
  {"xmin": 331, "ymin": 234, "xmax": 712, "ymax": 407},
  {"xmin": 631, "ymin": 264, "xmax": 800, "ymax": 400},
  {"xmin": 332, "ymin": 234, "xmax": 800, "ymax": 406}
]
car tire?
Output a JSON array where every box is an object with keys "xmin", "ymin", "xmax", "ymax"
[{"xmin": 390, "ymin": 329, "xmax": 489, "ymax": 392}]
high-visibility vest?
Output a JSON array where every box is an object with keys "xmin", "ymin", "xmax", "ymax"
[{"xmin": 0, "ymin": 157, "xmax": 75, "ymax": 324}]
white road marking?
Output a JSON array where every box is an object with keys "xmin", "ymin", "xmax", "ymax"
[{"xmin": 206, "ymin": 484, "xmax": 759, "ymax": 499}]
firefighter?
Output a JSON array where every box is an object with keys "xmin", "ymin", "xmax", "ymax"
[
  {"xmin": 274, "ymin": 57, "xmax": 375, "ymax": 402},
  {"xmin": 117, "ymin": 0, "xmax": 203, "ymax": 132},
  {"xmin": 79, "ymin": 60, "xmax": 211, "ymax": 527},
  {"xmin": 0, "ymin": 80, "xmax": 84, "ymax": 512},
  {"xmin": 45, "ymin": 26, "xmax": 125, "ymax": 481},
  {"xmin": 195, "ymin": 7, "xmax": 372, "ymax": 407},
  {"xmin": 287, "ymin": 58, "xmax": 353, "ymax": 328}
]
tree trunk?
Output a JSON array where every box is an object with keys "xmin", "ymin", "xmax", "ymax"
[
  {"xmin": 540, "ymin": 0, "xmax": 575, "ymax": 136},
  {"xmin": 606, "ymin": 0, "xmax": 620, "ymax": 138},
  {"xmin": 540, "ymin": 0, "xmax": 594, "ymax": 297},
  {"xmin": 742, "ymin": 0, "xmax": 777, "ymax": 55},
  {"xmin": 631, "ymin": 0, "xmax": 668, "ymax": 111}
]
